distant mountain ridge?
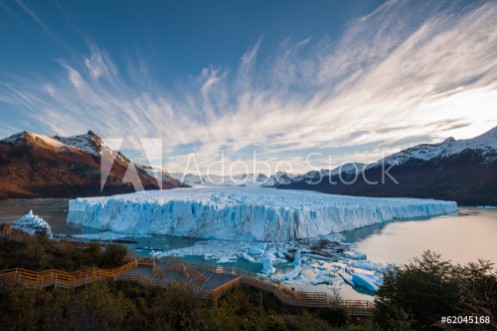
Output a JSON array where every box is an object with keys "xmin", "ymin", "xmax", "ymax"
[
  {"xmin": 0, "ymin": 131, "xmax": 183, "ymax": 199},
  {"xmin": 377, "ymin": 126, "xmax": 497, "ymax": 166},
  {"xmin": 279, "ymin": 127, "xmax": 497, "ymax": 206},
  {"xmin": 170, "ymin": 170, "xmax": 296, "ymax": 187},
  {"xmin": 2, "ymin": 127, "xmax": 496, "ymax": 204}
]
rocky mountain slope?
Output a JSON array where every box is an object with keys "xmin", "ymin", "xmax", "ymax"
[
  {"xmin": 0, "ymin": 131, "xmax": 183, "ymax": 199},
  {"xmin": 280, "ymin": 127, "xmax": 497, "ymax": 206}
]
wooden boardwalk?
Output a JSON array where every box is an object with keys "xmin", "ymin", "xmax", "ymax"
[
  {"xmin": 0, "ymin": 256, "xmax": 374, "ymax": 316},
  {"xmin": 172, "ymin": 258, "xmax": 374, "ymax": 316}
]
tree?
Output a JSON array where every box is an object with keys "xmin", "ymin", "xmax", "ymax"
[{"xmin": 373, "ymin": 251, "xmax": 497, "ymax": 330}]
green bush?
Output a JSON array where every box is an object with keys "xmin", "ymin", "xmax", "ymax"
[
  {"xmin": 98, "ymin": 243, "xmax": 128, "ymax": 268},
  {"xmin": 0, "ymin": 236, "xmax": 130, "ymax": 271},
  {"xmin": 319, "ymin": 304, "xmax": 351, "ymax": 326},
  {"xmin": 0, "ymin": 281, "xmax": 357, "ymax": 331},
  {"xmin": 373, "ymin": 251, "xmax": 497, "ymax": 331}
]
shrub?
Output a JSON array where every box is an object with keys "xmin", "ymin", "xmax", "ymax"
[
  {"xmin": 373, "ymin": 251, "xmax": 497, "ymax": 331},
  {"xmin": 319, "ymin": 304, "xmax": 350, "ymax": 326}
]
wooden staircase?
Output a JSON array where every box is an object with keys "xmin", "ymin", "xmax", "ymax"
[{"xmin": 0, "ymin": 256, "xmax": 374, "ymax": 316}]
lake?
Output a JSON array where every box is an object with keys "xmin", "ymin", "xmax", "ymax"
[
  {"xmin": 342, "ymin": 208, "xmax": 497, "ymax": 265},
  {"xmin": 1, "ymin": 199, "xmax": 496, "ymax": 299}
]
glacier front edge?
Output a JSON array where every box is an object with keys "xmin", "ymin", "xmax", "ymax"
[{"xmin": 67, "ymin": 187, "xmax": 458, "ymax": 241}]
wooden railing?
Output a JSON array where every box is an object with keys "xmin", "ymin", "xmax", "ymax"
[
  {"xmin": 0, "ymin": 254, "xmax": 374, "ymax": 316},
  {"xmin": 213, "ymin": 276, "xmax": 243, "ymax": 300},
  {"xmin": 152, "ymin": 265, "xmax": 164, "ymax": 279},
  {"xmin": 185, "ymin": 268, "xmax": 207, "ymax": 283},
  {"xmin": 0, "ymin": 259, "xmax": 139, "ymax": 289},
  {"xmin": 164, "ymin": 258, "xmax": 208, "ymax": 284},
  {"xmin": 126, "ymin": 249, "xmax": 143, "ymax": 261},
  {"xmin": 166, "ymin": 258, "xmax": 187, "ymax": 273},
  {"xmin": 116, "ymin": 273, "xmax": 177, "ymax": 288},
  {"xmin": 197, "ymin": 276, "xmax": 243, "ymax": 300},
  {"xmin": 137, "ymin": 258, "xmax": 155, "ymax": 268},
  {"xmin": 166, "ymin": 258, "xmax": 374, "ymax": 315}
]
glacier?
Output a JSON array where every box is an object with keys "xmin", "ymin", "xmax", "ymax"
[{"xmin": 67, "ymin": 187, "xmax": 457, "ymax": 241}]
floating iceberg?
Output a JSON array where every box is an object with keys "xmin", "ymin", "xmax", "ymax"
[
  {"xmin": 349, "ymin": 261, "xmax": 384, "ymax": 272},
  {"xmin": 352, "ymin": 273, "xmax": 383, "ymax": 293},
  {"xmin": 72, "ymin": 231, "xmax": 135, "ymax": 241},
  {"xmin": 345, "ymin": 251, "xmax": 367, "ymax": 260},
  {"xmin": 262, "ymin": 252, "xmax": 277, "ymax": 275},
  {"xmin": 339, "ymin": 271, "xmax": 354, "ymax": 286},
  {"xmin": 280, "ymin": 250, "xmax": 302, "ymax": 281},
  {"xmin": 13, "ymin": 210, "xmax": 53, "ymax": 238},
  {"xmin": 217, "ymin": 256, "xmax": 237, "ymax": 263},
  {"xmin": 248, "ymin": 243, "xmax": 266, "ymax": 255},
  {"xmin": 242, "ymin": 253, "xmax": 257, "ymax": 262},
  {"xmin": 67, "ymin": 187, "xmax": 457, "ymax": 241}
]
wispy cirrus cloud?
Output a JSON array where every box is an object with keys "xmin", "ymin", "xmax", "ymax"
[
  {"xmin": 15, "ymin": 0, "xmax": 51, "ymax": 33},
  {"xmin": 1, "ymin": 0, "xmax": 497, "ymax": 173},
  {"xmin": 12, "ymin": 0, "xmax": 68, "ymax": 49}
]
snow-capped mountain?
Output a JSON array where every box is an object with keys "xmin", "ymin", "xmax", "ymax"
[
  {"xmin": 377, "ymin": 127, "xmax": 497, "ymax": 166},
  {"xmin": 0, "ymin": 131, "xmax": 183, "ymax": 199},
  {"xmin": 261, "ymin": 171, "xmax": 296, "ymax": 186},
  {"xmin": 170, "ymin": 170, "xmax": 295, "ymax": 187},
  {"xmin": 291, "ymin": 163, "xmax": 367, "ymax": 183},
  {"xmin": 281, "ymin": 126, "xmax": 497, "ymax": 206},
  {"xmin": 53, "ymin": 131, "xmax": 102, "ymax": 155}
]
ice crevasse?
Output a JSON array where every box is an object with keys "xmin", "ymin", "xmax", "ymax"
[{"xmin": 67, "ymin": 187, "xmax": 458, "ymax": 241}]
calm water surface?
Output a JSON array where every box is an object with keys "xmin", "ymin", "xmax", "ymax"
[{"xmin": 342, "ymin": 208, "xmax": 497, "ymax": 265}]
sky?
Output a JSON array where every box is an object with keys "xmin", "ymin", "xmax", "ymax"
[{"xmin": 1, "ymin": 0, "xmax": 497, "ymax": 174}]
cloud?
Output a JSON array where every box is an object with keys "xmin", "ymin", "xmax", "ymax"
[
  {"xmin": 1, "ymin": 0, "xmax": 497, "ymax": 174},
  {"xmin": 13, "ymin": 0, "xmax": 67, "ymax": 47},
  {"xmin": 15, "ymin": 0, "xmax": 51, "ymax": 34}
]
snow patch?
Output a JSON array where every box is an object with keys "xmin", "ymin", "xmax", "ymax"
[
  {"xmin": 54, "ymin": 133, "xmax": 97, "ymax": 155},
  {"xmin": 29, "ymin": 133, "xmax": 68, "ymax": 150},
  {"xmin": 1, "ymin": 132, "xmax": 25, "ymax": 144}
]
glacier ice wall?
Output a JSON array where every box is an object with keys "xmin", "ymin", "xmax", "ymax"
[{"xmin": 67, "ymin": 187, "xmax": 457, "ymax": 241}]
